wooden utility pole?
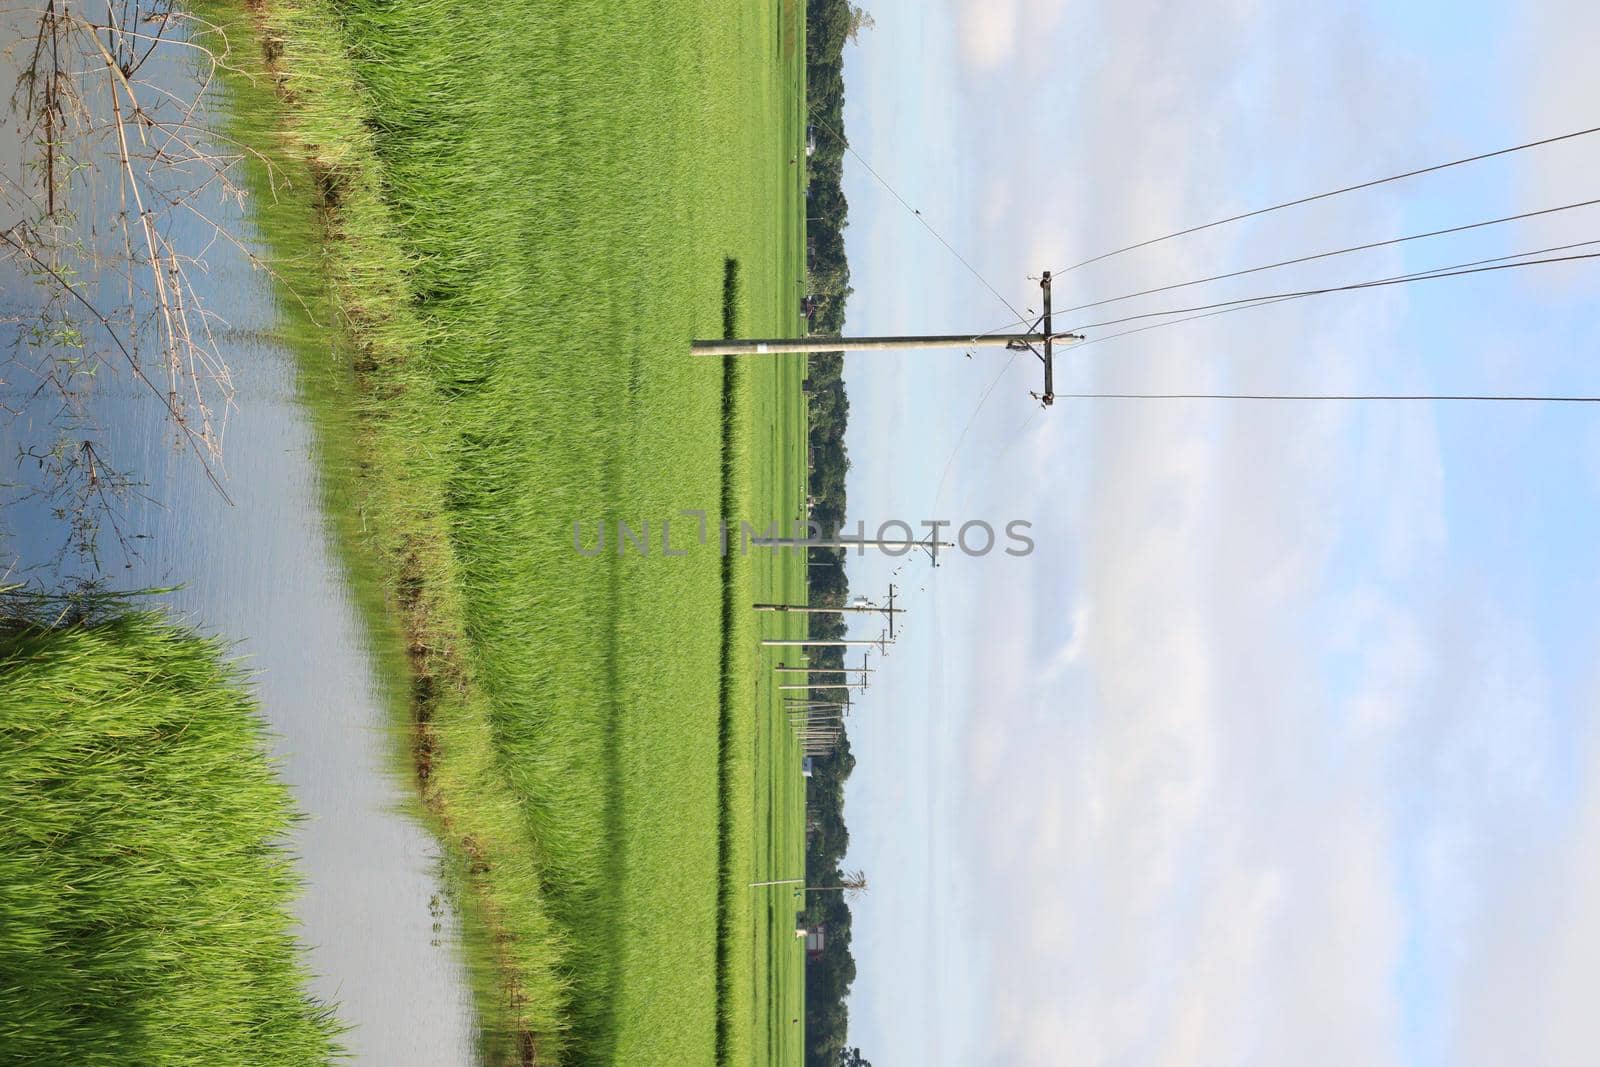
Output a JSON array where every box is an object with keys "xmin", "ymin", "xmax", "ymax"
[
  {"xmin": 779, "ymin": 681, "xmax": 867, "ymax": 692},
  {"xmin": 786, "ymin": 697, "xmax": 851, "ymax": 710},
  {"xmin": 691, "ymin": 327, "xmax": 1079, "ymax": 357},
  {"xmin": 755, "ymin": 586, "xmax": 902, "ymax": 636},
  {"xmin": 692, "ymin": 276, "xmax": 1074, "ymax": 405},
  {"xmin": 751, "ymin": 534, "xmax": 952, "ymax": 554},
  {"xmin": 762, "ymin": 635, "xmax": 889, "ymax": 651},
  {"xmin": 787, "ymin": 693, "xmax": 853, "ymax": 711}
]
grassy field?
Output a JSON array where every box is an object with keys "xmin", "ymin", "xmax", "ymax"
[
  {"xmin": 214, "ymin": 0, "xmax": 815, "ymax": 1062},
  {"xmin": 0, "ymin": 612, "xmax": 341, "ymax": 1066}
]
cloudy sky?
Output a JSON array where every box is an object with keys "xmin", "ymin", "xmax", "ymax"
[{"xmin": 834, "ymin": 2, "xmax": 1600, "ymax": 1064}]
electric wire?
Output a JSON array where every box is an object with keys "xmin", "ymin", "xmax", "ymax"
[
  {"xmin": 805, "ymin": 105, "xmax": 1029, "ymax": 324},
  {"xmin": 939, "ymin": 200, "xmax": 1600, "ymax": 510},
  {"xmin": 1070, "ymin": 236, "xmax": 1600, "ymax": 350},
  {"xmin": 975, "ymin": 195, "xmax": 1600, "ymax": 338},
  {"xmin": 923, "ymin": 131, "xmax": 1600, "ymax": 643},
  {"xmin": 1065, "ymin": 247, "xmax": 1600, "ymax": 335},
  {"xmin": 1053, "ymin": 123, "xmax": 1600, "ymax": 275},
  {"xmin": 801, "ymin": 112, "xmax": 1600, "ymax": 636},
  {"xmin": 931, "ymin": 348, "xmax": 1028, "ymax": 507},
  {"xmin": 1053, "ymin": 196, "xmax": 1600, "ymax": 317},
  {"xmin": 1052, "ymin": 392, "xmax": 1600, "ymax": 403},
  {"xmin": 803, "ymin": 103, "xmax": 1050, "ymax": 509},
  {"xmin": 950, "ymin": 237, "xmax": 1600, "ymax": 511}
]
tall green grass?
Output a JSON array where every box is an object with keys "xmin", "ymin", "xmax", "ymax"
[
  {"xmin": 0, "ymin": 613, "xmax": 342, "ymax": 1066},
  {"xmin": 213, "ymin": 0, "xmax": 812, "ymax": 1061}
]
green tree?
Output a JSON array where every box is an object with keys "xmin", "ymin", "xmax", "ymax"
[{"xmin": 803, "ymin": 3, "xmax": 867, "ymax": 1065}]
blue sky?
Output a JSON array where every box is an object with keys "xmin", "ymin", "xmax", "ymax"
[{"xmin": 831, "ymin": 2, "xmax": 1600, "ymax": 1064}]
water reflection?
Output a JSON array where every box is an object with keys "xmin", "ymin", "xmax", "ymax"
[{"xmin": 0, "ymin": 8, "xmax": 480, "ymax": 1063}]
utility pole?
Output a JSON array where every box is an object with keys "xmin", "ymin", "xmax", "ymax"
[
  {"xmin": 751, "ymin": 534, "xmax": 952, "ymax": 563},
  {"xmin": 779, "ymin": 681, "xmax": 868, "ymax": 692},
  {"xmin": 692, "ymin": 277, "xmax": 1075, "ymax": 405},
  {"xmin": 762, "ymin": 635, "xmax": 889, "ymax": 652},
  {"xmin": 786, "ymin": 697, "xmax": 852, "ymax": 710},
  {"xmin": 787, "ymin": 693, "xmax": 853, "ymax": 712},
  {"xmin": 755, "ymin": 586, "xmax": 902, "ymax": 637},
  {"xmin": 775, "ymin": 659, "xmax": 874, "ymax": 675}
]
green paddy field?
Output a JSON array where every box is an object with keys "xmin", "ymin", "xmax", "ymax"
[
  {"xmin": 0, "ymin": 614, "xmax": 342, "ymax": 1066},
  {"xmin": 207, "ymin": 0, "xmax": 819, "ymax": 1062}
]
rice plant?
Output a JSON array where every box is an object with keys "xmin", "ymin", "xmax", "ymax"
[
  {"xmin": 0, "ymin": 612, "xmax": 343, "ymax": 1066},
  {"xmin": 193, "ymin": 0, "xmax": 814, "ymax": 1060}
]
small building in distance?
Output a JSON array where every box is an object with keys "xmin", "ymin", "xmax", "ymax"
[
  {"xmin": 801, "ymin": 756, "xmax": 815, "ymax": 778},
  {"xmin": 795, "ymin": 915, "xmax": 827, "ymax": 959}
]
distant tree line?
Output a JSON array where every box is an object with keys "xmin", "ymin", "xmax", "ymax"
[{"xmin": 802, "ymin": 3, "xmax": 867, "ymax": 1066}]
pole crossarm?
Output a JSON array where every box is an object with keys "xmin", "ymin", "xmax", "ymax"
[{"xmin": 1040, "ymin": 272, "xmax": 1056, "ymax": 405}]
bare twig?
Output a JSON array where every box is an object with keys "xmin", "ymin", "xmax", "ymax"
[{"xmin": 2, "ymin": 1, "xmax": 271, "ymax": 569}]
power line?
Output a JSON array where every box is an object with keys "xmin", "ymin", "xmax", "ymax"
[
  {"xmin": 922, "ymin": 234, "xmax": 1600, "ymax": 510},
  {"xmin": 798, "ymin": 103, "xmax": 1043, "ymax": 510},
  {"xmin": 1066, "ymin": 247, "xmax": 1600, "ymax": 335},
  {"xmin": 805, "ymin": 106, "xmax": 1029, "ymax": 324},
  {"xmin": 928, "ymin": 309, "xmax": 1049, "ymax": 508},
  {"xmin": 1051, "ymin": 392, "xmax": 1600, "ymax": 404},
  {"xmin": 1053, "ymin": 122, "xmax": 1600, "ymax": 274},
  {"xmin": 946, "ymin": 237, "xmax": 1600, "ymax": 501},
  {"xmin": 951, "ymin": 402, "xmax": 1046, "ymax": 517},
  {"xmin": 1070, "ymin": 236, "xmax": 1600, "ymax": 350},
  {"xmin": 1054, "ymin": 196, "xmax": 1600, "ymax": 317},
  {"xmin": 932, "ymin": 348, "xmax": 1025, "ymax": 508}
]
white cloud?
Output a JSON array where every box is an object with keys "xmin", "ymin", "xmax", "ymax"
[
  {"xmin": 842, "ymin": 3, "xmax": 1600, "ymax": 1065},
  {"xmin": 952, "ymin": 0, "xmax": 1016, "ymax": 71},
  {"xmin": 938, "ymin": 5, "xmax": 1451, "ymax": 1065},
  {"xmin": 1507, "ymin": 0, "xmax": 1600, "ymax": 277},
  {"xmin": 1448, "ymin": 668, "xmax": 1600, "ymax": 1066},
  {"xmin": 949, "ymin": 0, "xmax": 1071, "ymax": 72}
]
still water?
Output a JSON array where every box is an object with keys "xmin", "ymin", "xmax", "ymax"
[{"xmin": 0, "ymin": 10, "xmax": 480, "ymax": 1063}]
